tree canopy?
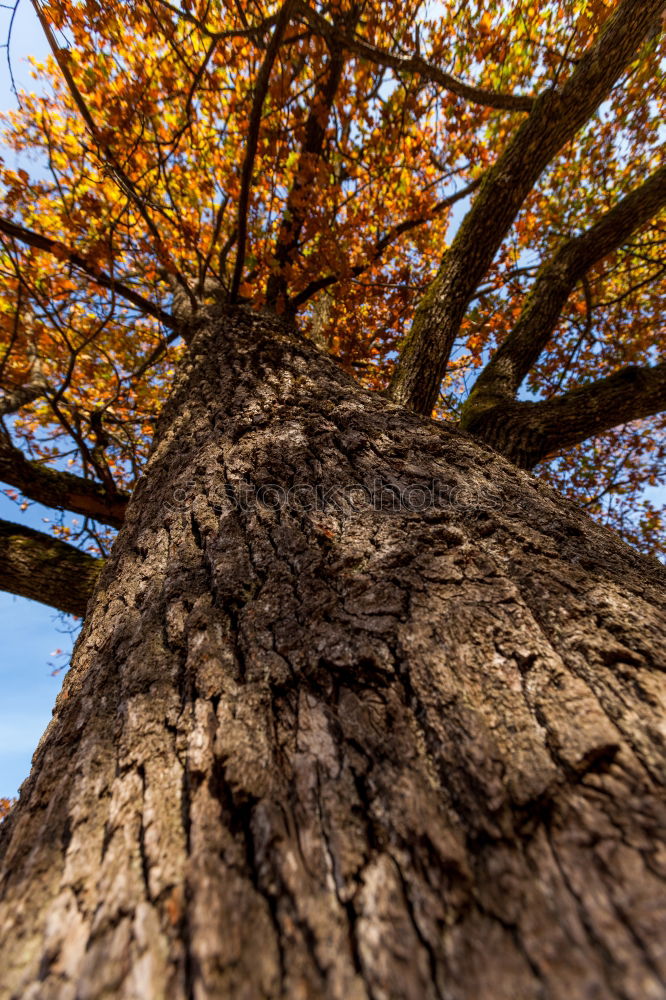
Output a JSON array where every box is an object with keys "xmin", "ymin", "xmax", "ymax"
[{"xmin": 0, "ymin": 0, "xmax": 664, "ymax": 597}]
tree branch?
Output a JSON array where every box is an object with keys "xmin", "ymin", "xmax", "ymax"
[
  {"xmin": 0, "ymin": 216, "xmax": 177, "ymax": 329},
  {"xmin": 461, "ymin": 164, "xmax": 666, "ymax": 425},
  {"xmin": 0, "ymin": 434, "xmax": 128, "ymax": 528},
  {"xmin": 0, "ymin": 517, "xmax": 102, "ymax": 617},
  {"xmin": 151, "ymin": 0, "xmax": 279, "ymax": 43},
  {"xmin": 291, "ymin": 178, "xmax": 481, "ymax": 309},
  {"xmin": 32, "ymin": 0, "xmax": 197, "ymax": 309},
  {"xmin": 0, "ymin": 380, "xmax": 48, "ymax": 418},
  {"xmin": 230, "ymin": 0, "xmax": 297, "ymax": 302},
  {"xmin": 388, "ymin": 0, "xmax": 666, "ymax": 415},
  {"xmin": 294, "ymin": 2, "xmax": 534, "ymax": 112},
  {"xmin": 265, "ymin": 9, "xmax": 355, "ymax": 310},
  {"xmin": 467, "ymin": 362, "xmax": 666, "ymax": 470}
]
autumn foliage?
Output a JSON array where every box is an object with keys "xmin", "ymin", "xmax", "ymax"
[{"xmin": 0, "ymin": 0, "xmax": 664, "ymax": 558}]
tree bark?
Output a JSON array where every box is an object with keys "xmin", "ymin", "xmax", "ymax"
[
  {"xmin": 388, "ymin": 0, "xmax": 666, "ymax": 415},
  {"xmin": 1, "ymin": 307, "xmax": 665, "ymax": 1000},
  {"xmin": 461, "ymin": 165, "xmax": 666, "ymax": 426},
  {"xmin": 0, "ymin": 434, "xmax": 128, "ymax": 529},
  {"xmin": 0, "ymin": 518, "xmax": 102, "ymax": 618},
  {"xmin": 463, "ymin": 362, "xmax": 666, "ymax": 470}
]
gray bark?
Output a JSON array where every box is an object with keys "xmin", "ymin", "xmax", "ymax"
[{"xmin": 0, "ymin": 307, "xmax": 665, "ymax": 1000}]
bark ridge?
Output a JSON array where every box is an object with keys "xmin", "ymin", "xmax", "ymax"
[{"xmin": 0, "ymin": 308, "xmax": 665, "ymax": 1000}]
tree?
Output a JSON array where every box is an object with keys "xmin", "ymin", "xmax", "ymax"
[{"xmin": 0, "ymin": 1, "xmax": 665, "ymax": 996}]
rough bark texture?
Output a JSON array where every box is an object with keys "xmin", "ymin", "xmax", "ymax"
[{"xmin": 1, "ymin": 307, "xmax": 665, "ymax": 1000}]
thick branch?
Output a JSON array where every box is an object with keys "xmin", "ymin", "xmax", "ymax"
[
  {"xmin": 0, "ymin": 518, "xmax": 102, "ymax": 617},
  {"xmin": 230, "ymin": 0, "xmax": 297, "ymax": 302},
  {"xmin": 467, "ymin": 362, "xmax": 666, "ymax": 470},
  {"xmin": 389, "ymin": 0, "xmax": 666, "ymax": 415},
  {"xmin": 0, "ymin": 380, "xmax": 47, "ymax": 418},
  {"xmin": 0, "ymin": 435, "xmax": 128, "ymax": 528},
  {"xmin": 0, "ymin": 216, "xmax": 176, "ymax": 328},
  {"xmin": 295, "ymin": 2, "xmax": 534, "ymax": 112},
  {"xmin": 462, "ymin": 164, "xmax": 666, "ymax": 426}
]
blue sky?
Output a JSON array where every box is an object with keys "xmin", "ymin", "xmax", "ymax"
[
  {"xmin": 0, "ymin": 495, "xmax": 72, "ymax": 799},
  {"xmin": 0, "ymin": 495, "xmax": 74, "ymax": 800},
  {"xmin": 0, "ymin": 1, "xmax": 69, "ymax": 800}
]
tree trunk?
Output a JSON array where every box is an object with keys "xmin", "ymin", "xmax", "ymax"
[{"xmin": 1, "ymin": 307, "xmax": 665, "ymax": 1000}]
